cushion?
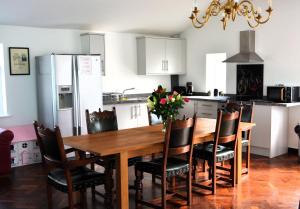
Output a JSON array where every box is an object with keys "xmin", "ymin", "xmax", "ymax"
[
  {"xmin": 135, "ymin": 157, "xmax": 189, "ymax": 178},
  {"xmin": 48, "ymin": 167, "xmax": 105, "ymax": 192},
  {"xmin": 194, "ymin": 144, "xmax": 235, "ymax": 163}
]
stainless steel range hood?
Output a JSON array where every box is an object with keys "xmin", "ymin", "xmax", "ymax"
[{"xmin": 223, "ymin": 30, "xmax": 264, "ymax": 63}]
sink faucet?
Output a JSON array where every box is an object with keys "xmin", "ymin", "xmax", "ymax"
[{"xmin": 122, "ymin": 87, "xmax": 135, "ymax": 99}]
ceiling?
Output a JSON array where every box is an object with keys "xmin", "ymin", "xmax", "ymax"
[{"xmin": 0, "ymin": 0, "xmax": 211, "ymax": 35}]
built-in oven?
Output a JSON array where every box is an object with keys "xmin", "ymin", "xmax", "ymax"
[{"xmin": 267, "ymin": 86, "xmax": 300, "ymax": 103}]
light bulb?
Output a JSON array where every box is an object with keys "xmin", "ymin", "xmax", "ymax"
[
  {"xmin": 268, "ymin": 0, "xmax": 272, "ymax": 7},
  {"xmin": 193, "ymin": 0, "xmax": 199, "ymax": 8},
  {"xmin": 257, "ymin": 7, "xmax": 262, "ymax": 14}
]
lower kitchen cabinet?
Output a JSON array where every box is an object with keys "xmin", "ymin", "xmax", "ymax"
[
  {"xmin": 195, "ymin": 101, "xmax": 218, "ymax": 119},
  {"xmin": 103, "ymin": 103, "xmax": 149, "ymax": 130},
  {"xmin": 178, "ymin": 100, "xmax": 195, "ymax": 118},
  {"xmin": 179, "ymin": 100, "xmax": 220, "ymax": 119},
  {"xmin": 251, "ymin": 105, "xmax": 289, "ymax": 158}
]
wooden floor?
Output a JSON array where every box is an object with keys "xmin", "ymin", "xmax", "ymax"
[{"xmin": 0, "ymin": 154, "xmax": 300, "ymax": 209}]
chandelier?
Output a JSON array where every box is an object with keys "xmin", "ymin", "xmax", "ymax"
[{"xmin": 189, "ymin": 0, "xmax": 273, "ymax": 30}]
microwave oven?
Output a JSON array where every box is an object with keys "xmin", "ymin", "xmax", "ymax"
[{"xmin": 267, "ymin": 86, "xmax": 300, "ymax": 103}]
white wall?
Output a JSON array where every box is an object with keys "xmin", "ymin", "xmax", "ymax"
[
  {"xmin": 180, "ymin": 0, "xmax": 300, "ymax": 95},
  {"xmin": 0, "ymin": 25, "xmax": 170, "ymax": 128}
]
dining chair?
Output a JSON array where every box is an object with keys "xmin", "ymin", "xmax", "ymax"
[
  {"xmin": 147, "ymin": 107, "xmax": 163, "ymax": 183},
  {"xmin": 192, "ymin": 108, "xmax": 242, "ymax": 194},
  {"xmin": 33, "ymin": 121, "xmax": 107, "ymax": 209},
  {"xmin": 134, "ymin": 115, "xmax": 197, "ymax": 209},
  {"xmin": 226, "ymin": 101, "xmax": 255, "ymax": 174},
  {"xmin": 85, "ymin": 107, "xmax": 142, "ymax": 196}
]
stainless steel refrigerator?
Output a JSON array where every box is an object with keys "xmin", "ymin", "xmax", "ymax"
[{"xmin": 36, "ymin": 54, "xmax": 103, "ymax": 137}]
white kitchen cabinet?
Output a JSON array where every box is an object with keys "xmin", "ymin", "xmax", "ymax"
[
  {"xmin": 251, "ymin": 105, "xmax": 289, "ymax": 158},
  {"xmin": 103, "ymin": 103, "xmax": 149, "ymax": 130},
  {"xmin": 137, "ymin": 37, "xmax": 186, "ymax": 75},
  {"xmin": 81, "ymin": 33, "xmax": 105, "ymax": 75},
  {"xmin": 195, "ymin": 101, "xmax": 218, "ymax": 119},
  {"xmin": 178, "ymin": 100, "xmax": 196, "ymax": 119},
  {"xmin": 166, "ymin": 39, "xmax": 186, "ymax": 74}
]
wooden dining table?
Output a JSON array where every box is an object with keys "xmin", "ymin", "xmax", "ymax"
[{"xmin": 64, "ymin": 118, "xmax": 255, "ymax": 209}]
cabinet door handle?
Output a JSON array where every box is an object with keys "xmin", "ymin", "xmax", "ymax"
[
  {"xmin": 162, "ymin": 60, "xmax": 164, "ymax": 71},
  {"xmin": 166, "ymin": 60, "xmax": 168, "ymax": 71},
  {"xmin": 201, "ymin": 104, "xmax": 213, "ymax": 107},
  {"xmin": 135, "ymin": 105, "xmax": 138, "ymax": 119},
  {"xmin": 138, "ymin": 105, "xmax": 141, "ymax": 116},
  {"xmin": 131, "ymin": 106, "xmax": 133, "ymax": 119},
  {"xmin": 201, "ymin": 113, "xmax": 212, "ymax": 116}
]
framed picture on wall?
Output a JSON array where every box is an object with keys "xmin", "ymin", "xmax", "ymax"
[{"xmin": 9, "ymin": 47, "xmax": 30, "ymax": 75}]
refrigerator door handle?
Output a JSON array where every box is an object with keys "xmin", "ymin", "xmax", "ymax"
[
  {"xmin": 75, "ymin": 56, "xmax": 82, "ymax": 135},
  {"xmin": 72, "ymin": 56, "xmax": 79, "ymax": 136}
]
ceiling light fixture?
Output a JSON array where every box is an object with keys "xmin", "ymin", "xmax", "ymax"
[{"xmin": 189, "ymin": 0, "xmax": 273, "ymax": 30}]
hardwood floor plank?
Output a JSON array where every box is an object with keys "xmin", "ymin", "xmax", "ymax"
[{"xmin": 0, "ymin": 154, "xmax": 299, "ymax": 209}]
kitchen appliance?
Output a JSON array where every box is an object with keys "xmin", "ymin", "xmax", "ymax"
[
  {"xmin": 223, "ymin": 30, "xmax": 264, "ymax": 63},
  {"xmin": 172, "ymin": 86, "xmax": 186, "ymax": 95},
  {"xmin": 236, "ymin": 64, "xmax": 264, "ymax": 101},
  {"xmin": 36, "ymin": 54, "xmax": 102, "ymax": 137},
  {"xmin": 214, "ymin": 89, "xmax": 218, "ymax": 97},
  {"xmin": 267, "ymin": 86, "xmax": 300, "ymax": 103},
  {"xmin": 186, "ymin": 82, "xmax": 193, "ymax": 96}
]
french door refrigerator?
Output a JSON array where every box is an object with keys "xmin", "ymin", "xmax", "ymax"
[{"xmin": 36, "ymin": 54, "xmax": 102, "ymax": 137}]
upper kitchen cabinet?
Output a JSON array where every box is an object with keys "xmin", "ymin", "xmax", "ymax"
[
  {"xmin": 137, "ymin": 37, "xmax": 186, "ymax": 75},
  {"xmin": 81, "ymin": 33, "xmax": 105, "ymax": 75}
]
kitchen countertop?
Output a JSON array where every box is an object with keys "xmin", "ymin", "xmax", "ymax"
[
  {"xmin": 103, "ymin": 95, "xmax": 300, "ymax": 108},
  {"xmin": 186, "ymin": 96, "xmax": 229, "ymax": 102},
  {"xmin": 103, "ymin": 98, "xmax": 148, "ymax": 105}
]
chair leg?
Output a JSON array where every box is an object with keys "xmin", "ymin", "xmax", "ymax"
[
  {"xmin": 135, "ymin": 170, "xmax": 143, "ymax": 209},
  {"xmin": 171, "ymin": 177, "xmax": 176, "ymax": 191},
  {"xmin": 186, "ymin": 169, "xmax": 192, "ymax": 206},
  {"xmin": 80, "ymin": 189, "xmax": 87, "ymax": 209},
  {"xmin": 151, "ymin": 154, "xmax": 156, "ymax": 183},
  {"xmin": 230, "ymin": 158, "xmax": 236, "ymax": 187},
  {"xmin": 212, "ymin": 162, "xmax": 216, "ymax": 195},
  {"xmin": 246, "ymin": 144, "xmax": 250, "ymax": 174},
  {"xmin": 192, "ymin": 158, "xmax": 197, "ymax": 180},
  {"xmin": 46, "ymin": 183, "xmax": 53, "ymax": 209},
  {"xmin": 67, "ymin": 190, "xmax": 74, "ymax": 209},
  {"xmin": 104, "ymin": 160, "xmax": 114, "ymax": 209},
  {"xmin": 208, "ymin": 165, "xmax": 212, "ymax": 180},
  {"xmin": 161, "ymin": 175, "xmax": 167, "ymax": 209},
  {"xmin": 202, "ymin": 160, "xmax": 206, "ymax": 172},
  {"xmin": 91, "ymin": 162, "xmax": 96, "ymax": 201}
]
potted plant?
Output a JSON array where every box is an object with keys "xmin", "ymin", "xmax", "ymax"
[{"xmin": 147, "ymin": 85, "xmax": 190, "ymax": 131}]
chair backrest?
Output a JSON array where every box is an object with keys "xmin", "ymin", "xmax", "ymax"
[
  {"xmin": 85, "ymin": 107, "xmax": 118, "ymax": 134},
  {"xmin": 213, "ymin": 108, "xmax": 243, "ymax": 153},
  {"xmin": 147, "ymin": 107, "xmax": 162, "ymax": 126},
  {"xmin": 226, "ymin": 101, "xmax": 255, "ymax": 123},
  {"xmin": 162, "ymin": 116, "xmax": 197, "ymax": 170},
  {"xmin": 33, "ymin": 121, "xmax": 67, "ymax": 164}
]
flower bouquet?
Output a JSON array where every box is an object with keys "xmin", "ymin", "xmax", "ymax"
[{"xmin": 147, "ymin": 85, "xmax": 189, "ymax": 131}]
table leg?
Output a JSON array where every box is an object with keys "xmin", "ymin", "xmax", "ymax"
[
  {"xmin": 236, "ymin": 132, "xmax": 242, "ymax": 184},
  {"xmin": 116, "ymin": 151, "xmax": 129, "ymax": 209}
]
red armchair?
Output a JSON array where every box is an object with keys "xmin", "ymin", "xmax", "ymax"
[{"xmin": 0, "ymin": 129, "xmax": 14, "ymax": 175}]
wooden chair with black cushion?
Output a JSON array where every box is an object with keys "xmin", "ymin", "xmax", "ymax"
[
  {"xmin": 85, "ymin": 107, "xmax": 142, "ymax": 195},
  {"xmin": 33, "ymin": 121, "xmax": 108, "ymax": 209},
  {"xmin": 134, "ymin": 116, "xmax": 197, "ymax": 209},
  {"xmin": 226, "ymin": 101, "xmax": 255, "ymax": 174},
  {"xmin": 192, "ymin": 108, "xmax": 242, "ymax": 194}
]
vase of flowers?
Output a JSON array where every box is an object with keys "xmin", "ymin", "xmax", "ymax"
[{"xmin": 147, "ymin": 85, "xmax": 190, "ymax": 132}]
